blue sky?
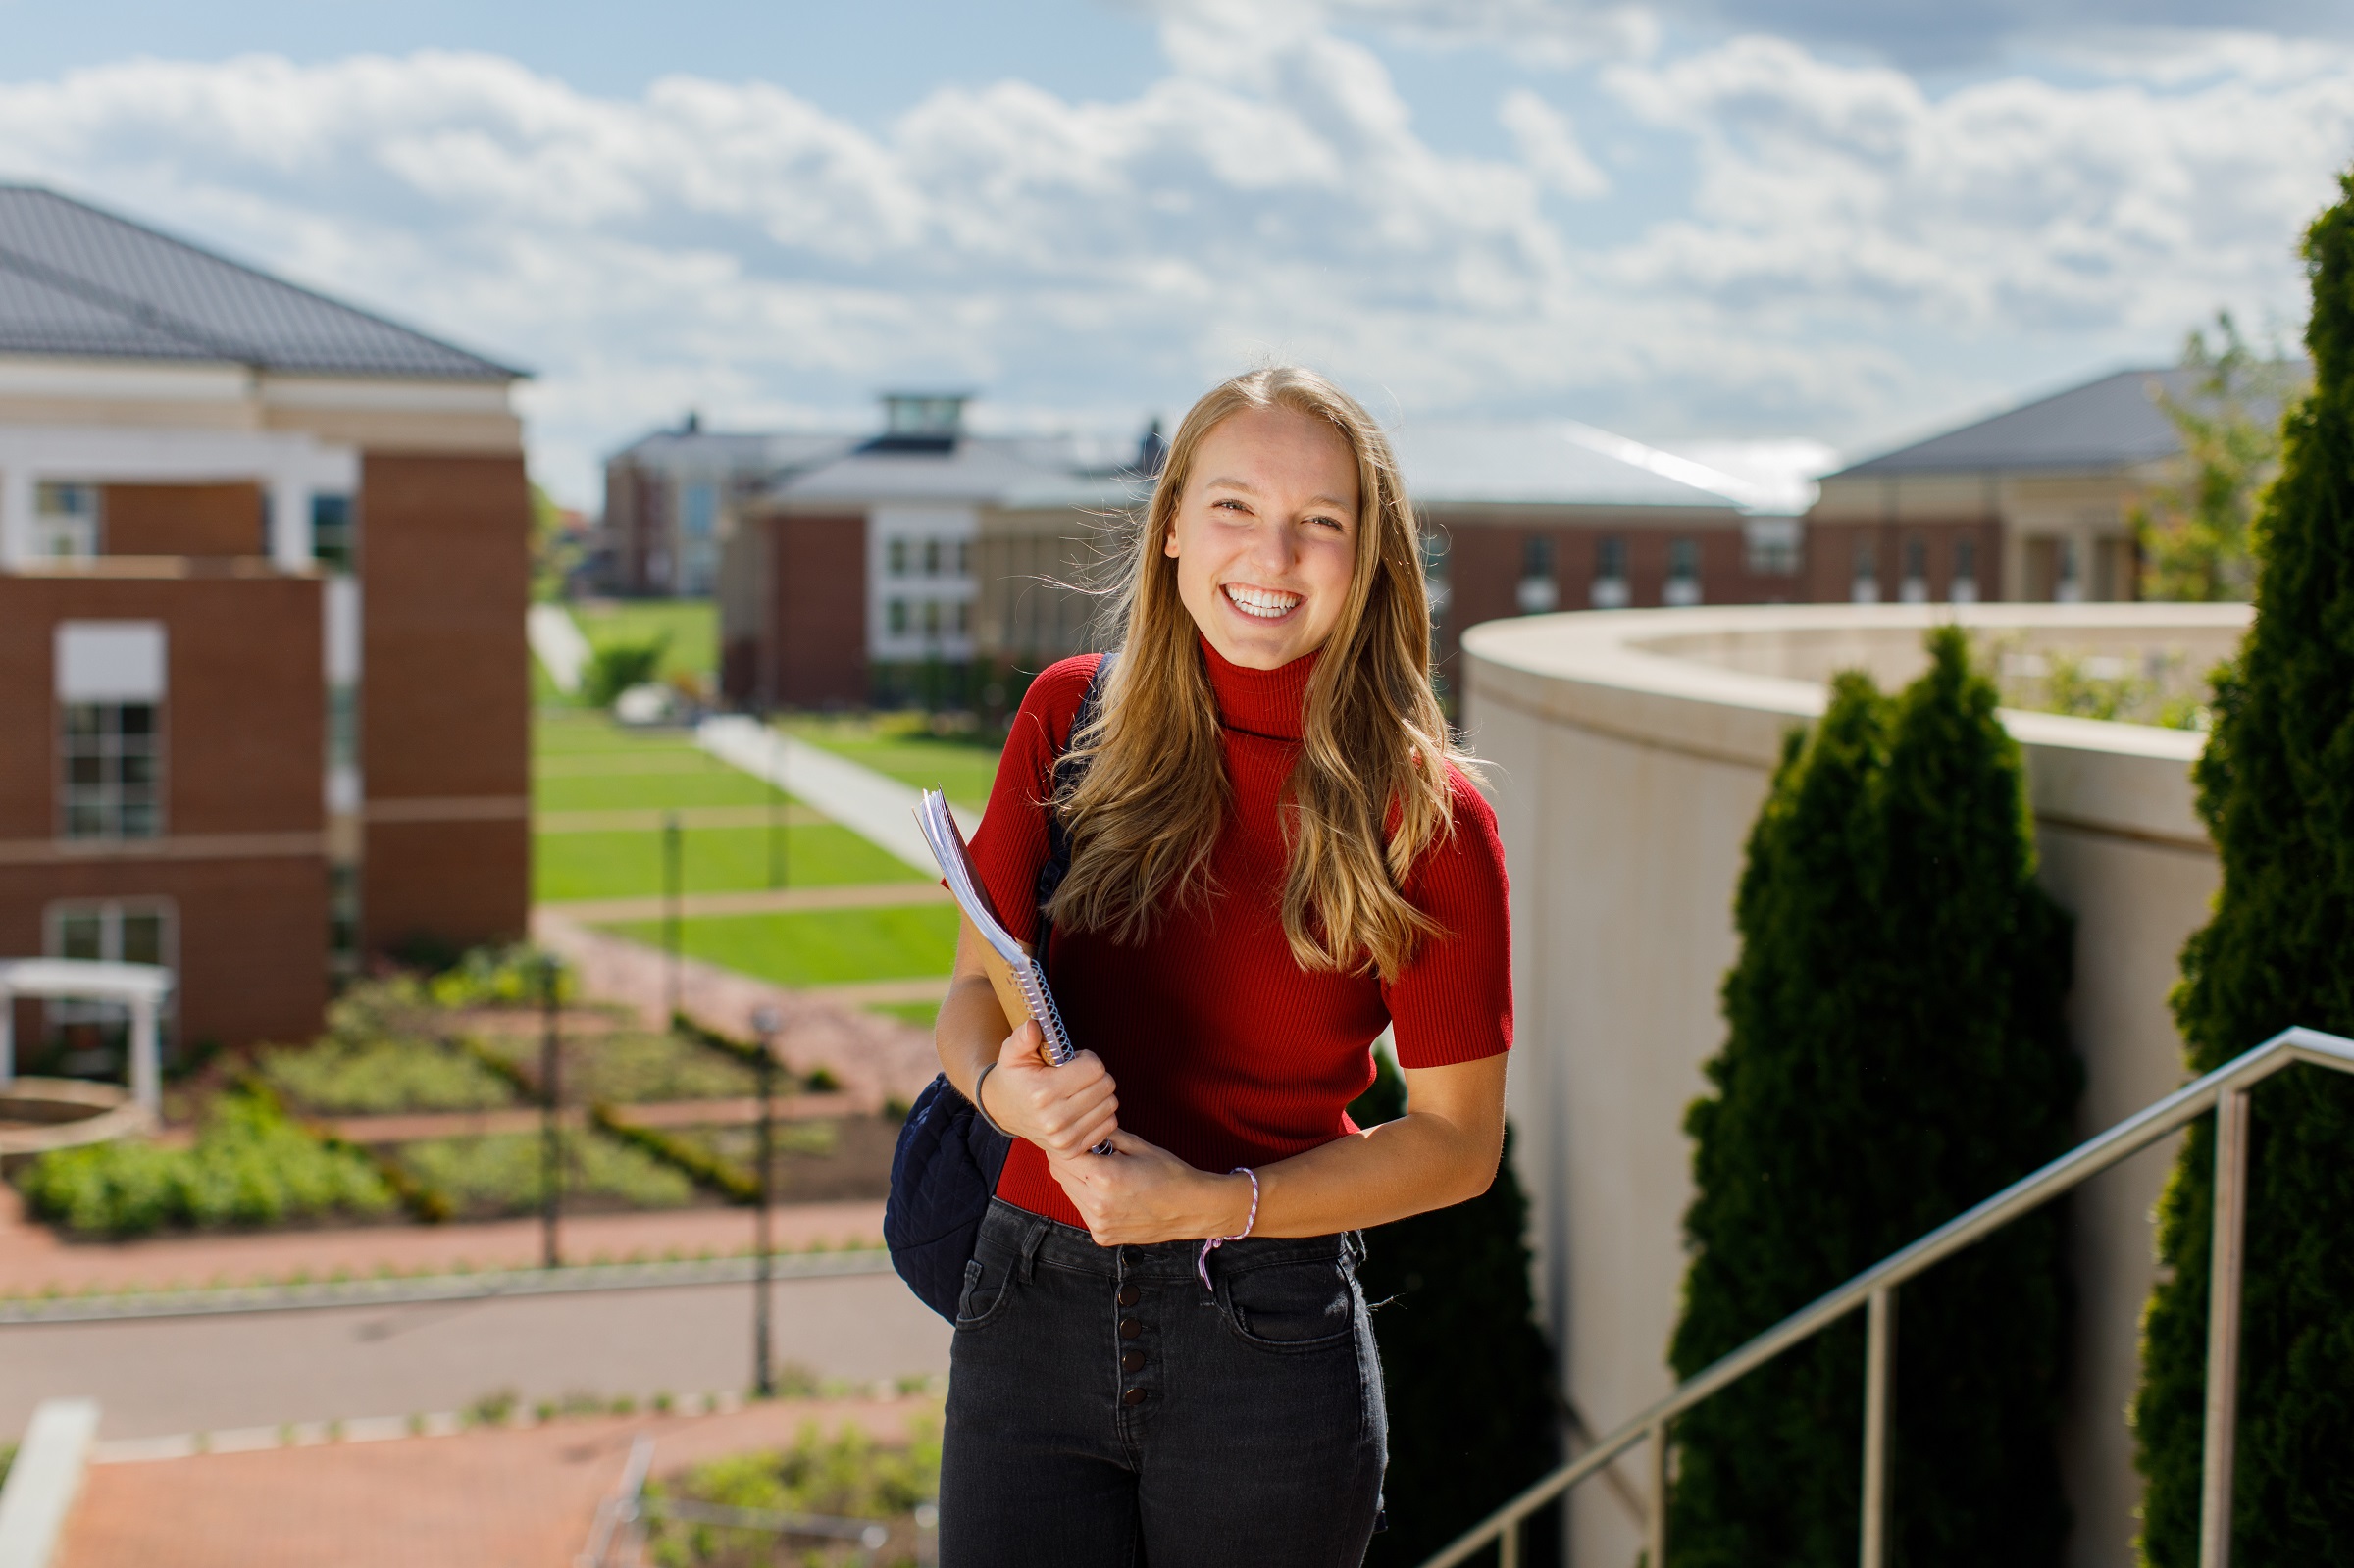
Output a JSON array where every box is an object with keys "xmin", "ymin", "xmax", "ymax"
[{"xmin": 0, "ymin": 0, "xmax": 2345, "ymax": 503}]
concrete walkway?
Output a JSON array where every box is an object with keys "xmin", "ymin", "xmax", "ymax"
[
  {"xmin": 526, "ymin": 604, "xmax": 591, "ymax": 694},
  {"xmin": 695, "ymin": 718, "xmax": 953, "ymax": 875}
]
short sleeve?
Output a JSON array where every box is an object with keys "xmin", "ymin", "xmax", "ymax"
[
  {"xmin": 963, "ymin": 655, "xmax": 1102, "ymax": 948},
  {"xmin": 1382, "ymin": 768, "xmax": 1513, "ymax": 1068}
]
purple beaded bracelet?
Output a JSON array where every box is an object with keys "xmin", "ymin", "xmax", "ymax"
[{"xmin": 1197, "ymin": 1168, "xmax": 1260, "ymax": 1290}]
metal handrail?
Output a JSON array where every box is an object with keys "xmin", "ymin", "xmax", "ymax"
[{"xmin": 1423, "ymin": 1025, "xmax": 2354, "ymax": 1568}]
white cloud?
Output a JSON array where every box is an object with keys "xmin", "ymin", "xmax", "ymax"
[
  {"xmin": 1501, "ymin": 88, "xmax": 1612, "ymax": 196},
  {"xmin": 0, "ymin": 21, "xmax": 2343, "ymax": 503}
]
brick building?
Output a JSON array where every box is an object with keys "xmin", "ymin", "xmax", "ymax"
[
  {"xmin": 970, "ymin": 419, "xmax": 1810, "ymax": 696},
  {"xmin": 598, "ymin": 418, "xmax": 851, "ymax": 597},
  {"xmin": 719, "ymin": 395, "xmax": 1138, "ymax": 709},
  {"xmin": 1806, "ymin": 364, "xmax": 2303, "ymax": 606},
  {"xmin": 0, "ymin": 184, "xmax": 532, "ymax": 1056}
]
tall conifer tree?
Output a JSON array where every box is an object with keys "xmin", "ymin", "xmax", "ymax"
[
  {"xmin": 2133, "ymin": 173, "xmax": 2354, "ymax": 1567},
  {"xmin": 1668, "ymin": 631, "xmax": 2077, "ymax": 1567}
]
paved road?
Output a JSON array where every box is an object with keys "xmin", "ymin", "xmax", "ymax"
[{"xmin": 0, "ymin": 1270, "xmax": 950, "ymax": 1440}]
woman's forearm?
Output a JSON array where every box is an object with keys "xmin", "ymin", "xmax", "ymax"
[
  {"xmin": 1247, "ymin": 1108, "xmax": 1501, "ymax": 1238},
  {"xmin": 934, "ymin": 969, "xmax": 1009, "ymax": 1102},
  {"xmin": 1045, "ymin": 1054, "xmax": 1508, "ymax": 1245}
]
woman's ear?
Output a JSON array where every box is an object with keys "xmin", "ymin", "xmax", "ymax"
[{"xmin": 1163, "ymin": 525, "xmax": 1180, "ymax": 559}]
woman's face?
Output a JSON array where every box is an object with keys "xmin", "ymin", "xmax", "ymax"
[{"xmin": 1164, "ymin": 404, "xmax": 1361, "ymax": 672}]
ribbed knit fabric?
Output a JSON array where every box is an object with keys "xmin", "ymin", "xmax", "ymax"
[{"xmin": 965, "ymin": 638, "xmax": 1512, "ymax": 1231}]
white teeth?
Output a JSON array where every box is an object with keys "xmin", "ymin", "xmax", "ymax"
[{"xmin": 1224, "ymin": 584, "xmax": 1301, "ymax": 620}]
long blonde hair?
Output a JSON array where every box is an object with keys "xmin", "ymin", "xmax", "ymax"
[{"xmin": 1048, "ymin": 366, "xmax": 1473, "ymax": 980}]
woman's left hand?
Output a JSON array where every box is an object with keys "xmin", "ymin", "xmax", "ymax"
[{"xmin": 1046, "ymin": 1131, "xmax": 1253, "ymax": 1247}]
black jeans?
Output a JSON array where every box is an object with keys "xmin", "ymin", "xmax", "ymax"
[{"xmin": 940, "ymin": 1198, "xmax": 1387, "ymax": 1567}]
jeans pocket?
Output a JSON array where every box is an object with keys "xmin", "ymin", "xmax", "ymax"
[
  {"xmin": 954, "ymin": 1244, "xmax": 1019, "ymax": 1330},
  {"xmin": 1218, "ymin": 1256, "xmax": 1358, "ymax": 1352}
]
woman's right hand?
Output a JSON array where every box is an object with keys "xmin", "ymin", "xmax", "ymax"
[{"xmin": 980, "ymin": 1020, "xmax": 1118, "ymax": 1158}]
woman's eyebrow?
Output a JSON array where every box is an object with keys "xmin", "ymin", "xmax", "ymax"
[{"xmin": 1201, "ymin": 476, "xmax": 1256, "ymax": 493}]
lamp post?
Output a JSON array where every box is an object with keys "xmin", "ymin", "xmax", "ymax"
[
  {"xmin": 767, "ymin": 718, "xmax": 788, "ymax": 892},
  {"xmin": 750, "ymin": 1004, "xmax": 781, "ymax": 1398},
  {"xmin": 539, "ymin": 954, "xmax": 562, "ymax": 1270},
  {"xmin": 663, "ymin": 810, "xmax": 683, "ymax": 1026}
]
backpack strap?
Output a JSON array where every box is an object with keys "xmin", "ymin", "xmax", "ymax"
[{"xmin": 1033, "ymin": 653, "xmax": 1114, "ymax": 983}]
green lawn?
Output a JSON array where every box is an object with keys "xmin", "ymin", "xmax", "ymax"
[
  {"xmin": 785, "ymin": 715, "xmax": 1004, "ymax": 813},
  {"xmin": 573, "ymin": 599, "xmax": 716, "ymax": 683},
  {"xmin": 535, "ymin": 824, "xmax": 925, "ymax": 902},
  {"xmin": 535, "ymin": 710, "xmax": 701, "ymax": 758},
  {"xmin": 598, "ymin": 904, "xmax": 960, "ymax": 988},
  {"xmin": 536, "ymin": 765, "xmax": 787, "ymax": 813}
]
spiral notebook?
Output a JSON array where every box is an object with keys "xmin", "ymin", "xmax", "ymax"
[{"xmin": 913, "ymin": 788, "xmax": 1080, "ymax": 1069}]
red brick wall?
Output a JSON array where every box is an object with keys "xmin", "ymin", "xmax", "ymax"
[
  {"xmin": 0, "ymin": 576, "xmax": 323, "ymax": 840},
  {"xmin": 0, "ymin": 575, "xmax": 327, "ymax": 1046},
  {"xmin": 769, "ymin": 514, "xmax": 868, "ymax": 708},
  {"xmin": 358, "ymin": 452, "xmax": 532, "ymax": 955},
  {"xmin": 101, "ymin": 482, "xmax": 265, "ymax": 558},
  {"xmin": 1805, "ymin": 519, "xmax": 2004, "ymax": 603},
  {"xmin": 0, "ymin": 857, "xmax": 327, "ymax": 1048}
]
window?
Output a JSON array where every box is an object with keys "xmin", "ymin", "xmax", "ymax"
[
  {"xmin": 61, "ymin": 703, "xmax": 162, "ymax": 839},
  {"xmin": 955, "ymin": 540, "xmax": 971, "ymax": 577},
  {"xmin": 45, "ymin": 899, "xmax": 176, "ymax": 1044},
  {"xmin": 34, "ymin": 482, "xmax": 99, "ymax": 559},
  {"xmin": 1665, "ymin": 537, "xmax": 1703, "ymax": 607},
  {"xmin": 887, "ymin": 538, "xmax": 910, "ymax": 577},
  {"xmin": 1851, "ymin": 538, "xmax": 1879, "ymax": 605},
  {"xmin": 1516, "ymin": 534, "xmax": 1560, "ymax": 613},
  {"xmin": 1901, "ymin": 536, "xmax": 1929, "ymax": 604},
  {"xmin": 311, "ymin": 494, "xmax": 356, "ymax": 572},
  {"xmin": 954, "ymin": 599, "xmax": 972, "ymax": 635},
  {"xmin": 922, "ymin": 538, "xmax": 943, "ymax": 577},
  {"xmin": 1591, "ymin": 535, "xmax": 1629, "ymax": 609},
  {"xmin": 922, "ymin": 598, "xmax": 943, "ymax": 636},
  {"xmin": 681, "ymin": 483, "xmax": 718, "ymax": 540},
  {"xmin": 1952, "ymin": 537, "xmax": 1980, "ymax": 604}
]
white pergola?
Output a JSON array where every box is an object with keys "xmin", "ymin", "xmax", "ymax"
[{"xmin": 0, "ymin": 959, "xmax": 174, "ymax": 1113}]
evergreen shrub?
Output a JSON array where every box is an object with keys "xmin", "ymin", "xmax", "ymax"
[
  {"xmin": 2132, "ymin": 172, "xmax": 2354, "ymax": 1566},
  {"xmin": 1667, "ymin": 628, "xmax": 2079, "ymax": 1567},
  {"xmin": 1352, "ymin": 1049, "xmax": 1560, "ymax": 1567},
  {"xmin": 16, "ymin": 1087, "xmax": 395, "ymax": 1237}
]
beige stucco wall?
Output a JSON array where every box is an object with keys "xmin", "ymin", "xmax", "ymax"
[{"xmin": 1461, "ymin": 601, "xmax": 2248, "ymax": 1568}]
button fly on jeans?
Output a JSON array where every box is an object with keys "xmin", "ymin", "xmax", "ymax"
[
  {"xmin": 1119, "ymin": 1318, "xmax": 1142, "ymax": 1340},
  {"xmin": 1121, "ymin": 1349, "xmax": 1146, "ymax": 1374},
  {"xmin": 1117, "ymin": 1283, "xmax": 1141, "ymax": 1307},
  {"xmin": 1122, "ymin": 1387, "xmax": 1148, "ymax": 1407}
]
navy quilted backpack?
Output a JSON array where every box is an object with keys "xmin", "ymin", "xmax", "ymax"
[{"xmin": 885, "ymin": 657, "xmax": 1110, "ymax": 1321}]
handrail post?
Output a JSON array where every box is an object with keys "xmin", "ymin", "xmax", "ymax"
[
  {"xmin": 1861, "ymin": 1286, "xmax": 1895, "ymax": 1568},
  {"xmin": 1498, "ymin": 1514, "xmax": 1518, "ymax": 1568},
  {"xmin": 2198, "ymin": 1086, "xmax": 2251, "ymax": 1568},
  {"xmin": 1647, "ymin": 1417, "xmax": 1668, "ymax": 1568}
]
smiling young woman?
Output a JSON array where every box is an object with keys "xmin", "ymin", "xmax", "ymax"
[{"xmin": 931, "ymin": 367, "xmax": 1512, "ymax": 1566}]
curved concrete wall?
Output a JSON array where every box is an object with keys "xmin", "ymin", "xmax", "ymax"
[{"xmin": 1461, "ymin": 602, "xmax": 2249, "ymax": 1568}]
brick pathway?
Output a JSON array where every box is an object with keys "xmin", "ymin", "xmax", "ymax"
[
  {"xmin": 0, "ymin": 1185, "xmax": 888, "ymax": 1295},
  {"xmin": 532, "ymin": 908, "xmax": 942, "ymax": 1114},
  {"xmin": 61, "ymin": 1392, "xmax": 938, "ymax": 1568}
]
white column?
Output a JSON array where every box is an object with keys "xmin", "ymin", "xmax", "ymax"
[
  {"xmin": 269, "ymin": 474, "xmax": 314, "ymax": 570},
  {"xmin": 0, "ymin": 466, "xmax": 33, "ymax": 569},
  {"xmin": 0, "ymin": 984, "xmax": 14, "ymax": 1087},
  {"xmin": 128, "ymin": 992, "xmax": 159, "ymax": 1113}
]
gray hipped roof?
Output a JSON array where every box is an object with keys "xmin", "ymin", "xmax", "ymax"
[
  {"xmin": 1832, "ymin": 365, "xmax": 2306, "ymax": 479},
  {"xmin": 0, "ymin": 184, "xmax": 521, "ymax": 380}
]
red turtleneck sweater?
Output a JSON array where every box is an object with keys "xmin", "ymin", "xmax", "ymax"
[{"xmin": 964, "ymin": 641, "xmax": 1512, "ymax": 1229}]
